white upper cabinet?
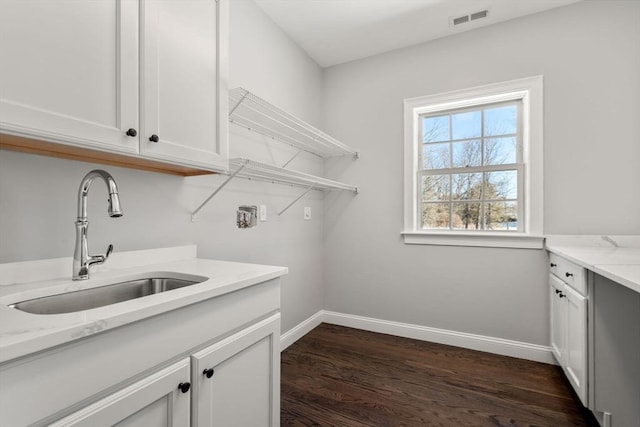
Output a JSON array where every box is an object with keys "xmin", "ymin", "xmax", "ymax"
[
  {"xmin": 0, "ymin": 0, "xmax": 139, "ymax": 154},
  {"xmin": 141, "ymin": 0, "xmax": 228, "ymax": 170},
  {"xmin": 0, "ymin": 0, "xmax": 228, "ymax": 173}
]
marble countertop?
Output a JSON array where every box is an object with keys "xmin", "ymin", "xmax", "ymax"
[
  {"xmin": 545, "ymin": 235, "xmax": 640, "ymax": 294},
  {"xmin": 0, "ymin": 246, "xmax": 287, "ymax": 364}
]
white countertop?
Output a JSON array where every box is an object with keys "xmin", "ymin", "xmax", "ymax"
[
  {"xmin": 0, "ymin": 246, "xmax": 287, "ymax": 364},
  {"xmin": 545, "ymin": 235, "xmax": 640, "ymax": 294}
]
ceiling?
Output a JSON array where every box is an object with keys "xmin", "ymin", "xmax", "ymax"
[{"xmin": 254, "ymin": 0, "xmax": 582, "ymax": 67}]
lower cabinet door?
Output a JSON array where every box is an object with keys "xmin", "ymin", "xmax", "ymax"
[
  {"xmin": 191, "ymin": 313, "xmax": 280, "ymax": 427},
  {"xmin": 549, "ymin": 274, "xmax": 566, "ymax": 365},
  {"xmin": 564, "ymin": 285, "xmax": 588, "ymax": 405},
  {"xmin": 49, "ymin": 359, "xmax": 191, "ymax": 427}
]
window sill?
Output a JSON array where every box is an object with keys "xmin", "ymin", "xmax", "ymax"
[{"xmin": 401, "ymin": 231, "xmax": 545, "ymax": 249}]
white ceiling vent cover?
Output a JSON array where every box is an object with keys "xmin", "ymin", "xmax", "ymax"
[{"xmin": 451, "ymin": 9, "xmax": 490, "ymax": 27}]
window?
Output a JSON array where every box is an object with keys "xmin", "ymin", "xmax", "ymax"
[{"xmin": 403, "ymin": 77, "xmax": 543, "ymax": 248}]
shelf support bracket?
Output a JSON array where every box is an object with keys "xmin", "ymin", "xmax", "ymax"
[
  {"xmin": 229, "ymin": 92, "xmax": 248, "ymax": 117},
  {"xmin": 191, "ymin": 162, "xmax": 247, "ymax": 222},
  {"xmin": 281, "ymin": 149, "xmax": 302, "ymax": 169},
  {"xmin": 277, "ymin": 183, "xmax": 317, "ymax": 216}
]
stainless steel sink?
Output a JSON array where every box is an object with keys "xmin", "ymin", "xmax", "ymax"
[{"xmin": 10, "ymin": 276, "xmax": 207, "ymax": 315}]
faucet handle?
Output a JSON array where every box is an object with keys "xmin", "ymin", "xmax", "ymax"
[
  {"xmin": 105, "ymin": 244, "xmax": 114, "ymax": 259},
  {"xmin": 87, "ymin": 244, "xmax": 114, "ymax": 268}
]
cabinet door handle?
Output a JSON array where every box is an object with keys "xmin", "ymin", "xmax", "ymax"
[
  {"xmin": 550, "ymin": 263, "xmax": 557, "ymax": 267},
  {"xmin": 126, "ymin": 128, "xmax": 137, "ymax": 137},
  {"xmin": 565, "ymin": 272, "xmax": 574, "ymax": 278},
  {"xmin": 555, "ymin": 289, "xmax": 562, "ymax": 294},
  {"xmin": 178, "ymin": 382, "xmax": 191, "ymax": 393},
  {"xmin": 149, "ymin": 134, "xmax": 160, "ymax": 143},
  {"xmin": 203, "ymin": 368, "xmax": 214, "ymax": 378},
  {"xmin": 559, "ymin": 292, "xmax": 566, "ymax": 298}
]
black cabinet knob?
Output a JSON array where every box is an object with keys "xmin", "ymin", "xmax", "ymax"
[
  {"xmin": 203, "ymin": 368, "xmax": 214, "ymax": 378},
  {"xmin": 550, "ymin": 263, "xmax": 557, "ymax": 267},
  {"xmin": 565, "ymin": 272, "xmax": 574, "ymax": 278},
  {"xmin": 178, "ymin": 382, "xmax": 191, "ymax": 393},
  {"xmin": 126, "ymin": 128, "xmax": 137, "ymax": 137},
  {"xmin": 149, "ymin": 134, "xmax": 159, "ymax": 143},
  {"xmin": 555, "ymin": 289, "xmax": 562, "ymax": 294}
]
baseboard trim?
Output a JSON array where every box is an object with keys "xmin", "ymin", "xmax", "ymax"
[
  {"xmin": 280, "ymin": 310, "xmax": 324, "ymax": 351},
  {"xmin": 282, "ymin": 310, "xmax": 555, "ymax": 364},
  {"xmin": 323, "ymin": 311, "xmax": 556, "ymax": 364}
]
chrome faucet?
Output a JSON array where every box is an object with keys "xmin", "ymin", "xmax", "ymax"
[{"xmin": 72, "ymin": 170, "xmax": 123, "ymax": 280}]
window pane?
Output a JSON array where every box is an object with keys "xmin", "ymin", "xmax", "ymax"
[
  {"xmin": 452, "ymin": 202, "xmax": 481, "ymax": 230},
  {"xmin": 422, "ymin": 115, "xmax": 449, "ymax": 143},
  {"xmin": 451, "ymin": 173, "xmax": 482, "ymax": 201},
  {"xmin": 422, "ymin": 203, "xmax": 450, "ymax": 229},
  {"xmin": 484, "ymin": 137, "xmax": 516, "ymax": 166},
  {"xmin": 484, "ymin": 201, "xmax": 518, "ymax": 231},
  {"xmin": 452, "ymin": 110, "xmax": 481, "ymax": 140},
  {"xmin": 484, "ymin": 170, "xmax": 517, "ymax": 200},
  {"xmin": 422, "ymin": 175, "xmax": 450, "ymax": 201},
  {"xmin": 484, "ymin": 105, "xmax": 517, "ymax": 136},
  {"xmin": 422, "ymin": 143, "xmax": 450, "ymax": 169},
  {"xmin": 452, "ymin": 140, "xmax": 481, "ymax": 168}
]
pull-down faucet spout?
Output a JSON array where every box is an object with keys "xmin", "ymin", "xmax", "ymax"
[{"xmin": 72, "ymin": 170, "xmax": 123, "ymax": 280}]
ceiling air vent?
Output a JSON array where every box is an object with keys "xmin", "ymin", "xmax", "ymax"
[
  {"xmin": 452, "ymin": 15, "xmax": 469, "ymax": 26},
  {"xmin": 451, "ymin": 9, "xmax": 489, "ymax": 26},
  {"xmin": 470, "ymin": 10, "xmax": 489, "ymax": 21}
]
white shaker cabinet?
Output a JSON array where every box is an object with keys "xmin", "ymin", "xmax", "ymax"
[
  {"xmin": 563, "ymin": 283, "xmax": 588, "ymax": 402},
  {"xmin": 0, "ymin": 0, "xmax": 228, "ymax": 173},
  {"xmin": 548, "ymin": 253, "xmax": 588, "ymax": 406},
  {"xmin": 140, "ymin": 0, "xmax": 228, "ymax": 170},
  {"xmin": 49, "ymin": 359, "xmax": 191, "ymax": 427},
  {"xmin": 0, "ymin": 278, "xmax": 280, "ymax": 427},
  {"xmin": 0, "ymin": 0, "xmax": 139, "ymax": 154},
  {"xmin": 191, "ymin": 315, "xmax": 280, "ymax": 427}
]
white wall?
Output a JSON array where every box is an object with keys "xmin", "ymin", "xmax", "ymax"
[
  {"xmin": 0, "ymin": 0, "xmax": 325, "ymax": 334},
  {"xmin": 322, "ymin": 1, "xmax": 640, "ymax": 346}
]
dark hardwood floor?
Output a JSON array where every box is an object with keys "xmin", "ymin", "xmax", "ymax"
[{"xmin": 281, "ymin": 323, "xmax": 597, "ymax": 427}]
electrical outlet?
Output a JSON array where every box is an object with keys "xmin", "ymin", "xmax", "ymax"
[
  {"xmin": 304, "ymin": 207, "xmax": 312, "ymax": 220},
  {"xmin": 259, "ymin": 204, "xmax": 267, "ymax": 221}
]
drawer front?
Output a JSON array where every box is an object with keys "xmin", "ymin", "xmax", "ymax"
[
  {"xmin": 549, "ymin": 253, "xmax": 561, "ymax": 277},
  {"xmin": 549, "ymin": 253, "xmax": 587, "ymax": 296}
]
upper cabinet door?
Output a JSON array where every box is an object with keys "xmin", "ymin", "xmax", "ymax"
[
  {"xmin": 0, "ymin": 0, "xmax": 139, "ymax": 154},
  {"xmin": 141, "ymin": 0, "xmax": 228, "ymax": 171}
]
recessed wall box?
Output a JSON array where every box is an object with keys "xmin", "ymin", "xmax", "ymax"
[{"xmin": 237, "ymin": 205, "xmax": 258, "ymax": 228}]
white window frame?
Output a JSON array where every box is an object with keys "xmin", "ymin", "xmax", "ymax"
[{"xmin": 402, "ymin": 76, "xmax": 544, "ymax": 249}]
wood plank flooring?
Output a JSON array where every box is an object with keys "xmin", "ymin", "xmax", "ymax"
[{"xmin": 281, "ymin": 324, "xmax": 598, "ymax": 426}]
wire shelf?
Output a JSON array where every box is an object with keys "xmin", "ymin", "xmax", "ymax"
[
  {"xmin": 229, "ymin": 87, "xmax": 358, "ymax": 158},
  {"xmin": 229, "ymin": 158, "xmax": 359, "ymax": 193}
]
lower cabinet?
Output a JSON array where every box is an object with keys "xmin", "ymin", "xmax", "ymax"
[
  {"xmin": 563, "ymin": 284, "xmax": 588, "ymax": 404},
  {"xmin": 548, "ymin": 255, "xmax": 588, "ymax": 406},
  {"xmin": 48, "ymin": 314, "xmax": 280, "ymax": 427},
  {"xmin": 50, "ymin": 359, "xmax": 192, "ymax": 427},
  {"xmin": 0, "ymin": 278, "xmax": 281, "ymax": 427},
  {"xmin": 192, "ymin": 315, "xmax": 280, "ymax": 427}
]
